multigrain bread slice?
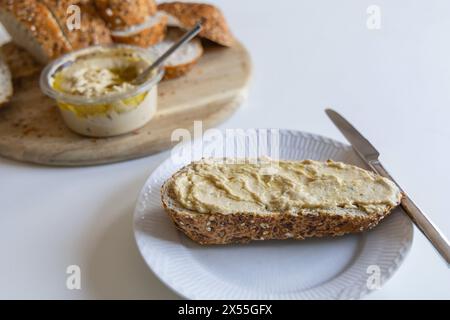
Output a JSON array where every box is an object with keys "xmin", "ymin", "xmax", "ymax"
[
  {"xmin": 0, "ymin": 42, "xmax": 42, "ymax": 80},
  {"xmin": 94, "ymin": 0, "xmax": 157, "ymax": 30},
  {"xmin": 0, "ymin": 0, "xmax": 72, "ymax": 63},
  {"xmin": 110, "ymin": 11, "xmax": 167, "ymax": 47},
  {"xmin": 161, "ymin": 159, "xmax": 403, "ymax": 245},
  {"xmin": 0, "ymin": 53, "xmax": 13, "ymax": 107},
  {"xmin": 40, "ymin": 0, "xmax": 112, "ymax": 50},
  {"xmin": 150, "ymin": 28, "xmax": 203, "ymax": 80},
  {"xmin": 158, "ymin": 2, "xmax": 234, "ymax": 47}
]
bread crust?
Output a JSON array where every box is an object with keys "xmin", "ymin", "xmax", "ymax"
[
  {"xmin": 94, "ymin": 0, "xmax": 157, "ymax": 30},
  {"xmin": 160, "ymin": 162, "xmax": 400, "ymax": 245},
  {"xmin": 158, "ymin": 2, "xmax": 234, "ymax": 47},
  {"xmin": 163, "ymin": 204, "xmax": 393, "ymax": 245},
  {"xmin": 111, "ymin": 14, "xmax": 167, "ymax": 47}
]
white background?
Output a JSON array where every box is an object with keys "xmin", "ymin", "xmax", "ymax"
[{"xmin": 1, "ymin": 0, "xmax": 449, "ymax": 299}]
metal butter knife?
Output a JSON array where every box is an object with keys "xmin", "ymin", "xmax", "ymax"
[{"xmin": 325, "ymin": 108, "xmax": 450, "ymax": 266}]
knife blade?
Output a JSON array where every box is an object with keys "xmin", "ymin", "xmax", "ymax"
[{"xmin": 325, "ymin": 108, "xmax": 450, "ymax": 266}]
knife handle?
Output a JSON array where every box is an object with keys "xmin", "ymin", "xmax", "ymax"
[{"xmin": 370, "ymin": 161, "xmax": 450, "ymax": 266}]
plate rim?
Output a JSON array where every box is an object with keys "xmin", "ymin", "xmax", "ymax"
[{"xmin": 133, "ymin": 129, "xmax": 414, "ymax": 299}]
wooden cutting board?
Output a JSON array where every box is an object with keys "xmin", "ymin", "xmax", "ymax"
[{"xmin": 0, "ymin": 42, "xmax": 251, "ymax": 166}]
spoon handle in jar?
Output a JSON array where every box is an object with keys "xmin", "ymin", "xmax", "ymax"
[{"xmin": 134, "ymin": 20, "xmax": 204, "ymax": 84}]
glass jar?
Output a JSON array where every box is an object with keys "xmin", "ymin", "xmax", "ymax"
[{"xmin": 40, "ymin": 44, "xmax": 164, "ymax": 137}]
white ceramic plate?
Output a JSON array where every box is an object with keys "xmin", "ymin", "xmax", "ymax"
[{"xmin": 133, "ymin": 129, "xmax": 413, "ymax": 299}]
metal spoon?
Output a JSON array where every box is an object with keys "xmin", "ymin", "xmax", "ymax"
[{"xmin": 133, "ymin": 20, "xmax": 204, "ymax": 85}]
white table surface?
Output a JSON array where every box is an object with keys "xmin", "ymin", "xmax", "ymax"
[{"xmin": 1, "ymin": 0, "xmax": 449, "ymax": 299}]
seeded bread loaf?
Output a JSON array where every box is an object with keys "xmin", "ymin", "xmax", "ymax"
[
  {"xmin": 158, "ymin": 1, "xmax": 234, "ymax": 47},
  {"xmin": 161, "ymin": 159, "xmax": 403, "ymax": 245},
  {"xmin": 0, "ymin": 0, "xmax": 72, "ymax": 63},
  {"xmin": 94, "ymin": 0, "xmax": 157, "ymax": 30}
]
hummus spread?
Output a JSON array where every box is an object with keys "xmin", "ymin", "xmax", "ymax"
[
  {"xmin": 169, "ymin": 159, "xmax": 402, "ymax": 215},
  {"xmin": 51, "ymin": 52, "xmax": 147, "ymax": 98},
  {"xmin": 43, "ymin": 46, "xmax": 161, "ymax": 137}
]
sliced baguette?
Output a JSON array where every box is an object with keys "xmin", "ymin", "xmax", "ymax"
[
  {"xmin": 0, "ymin": 41, "xmax": 42, "ymax": 80},
  {"xmin": 158, "ymin": 2, "xmax": 234, "ymax": 47},
  {"xmin": 94, "ymin": 0, "xmax": 156, "ymax": 30},
  {"xmin": 110, "ymin": 11, "xmax": 167, "ymax": 47},
  {"xmin": 161, "ymin": 159, "xmax": 402, "ymax": 245},
  {"xmin": 0, "ymin": 0, "xmax": 72, "ymax": 63},
  {"xmin": 150, "ymin": 29, "xmax": 203, "ymax": 80},
  {"xmin": 40, "ymin": 0, "xmax": 112, "ymax": 50},
  {"xmin": 0, "ymin": 53, "xmax": 13, "ymax": 107}
]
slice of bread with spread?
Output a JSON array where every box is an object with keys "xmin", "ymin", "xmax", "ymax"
[
  {"xmin": 161, "ymin": 159, "xmax": 403, "ymax": 245},
  {"xmin": 158, "ymin": 2, "xmax": 234, "ymax": 47},
  {"xmin": 0, "ymin": 0, "xmax": 72, "ymax": 63},
  {"xmin": 150, "ymin": 28, "xmax": 203, "ymax": 79}
]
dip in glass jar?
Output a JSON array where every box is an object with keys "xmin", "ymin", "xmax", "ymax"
[{"xmin": 40, "ymin": 45, "xmax": 164, "ymax": 137}]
